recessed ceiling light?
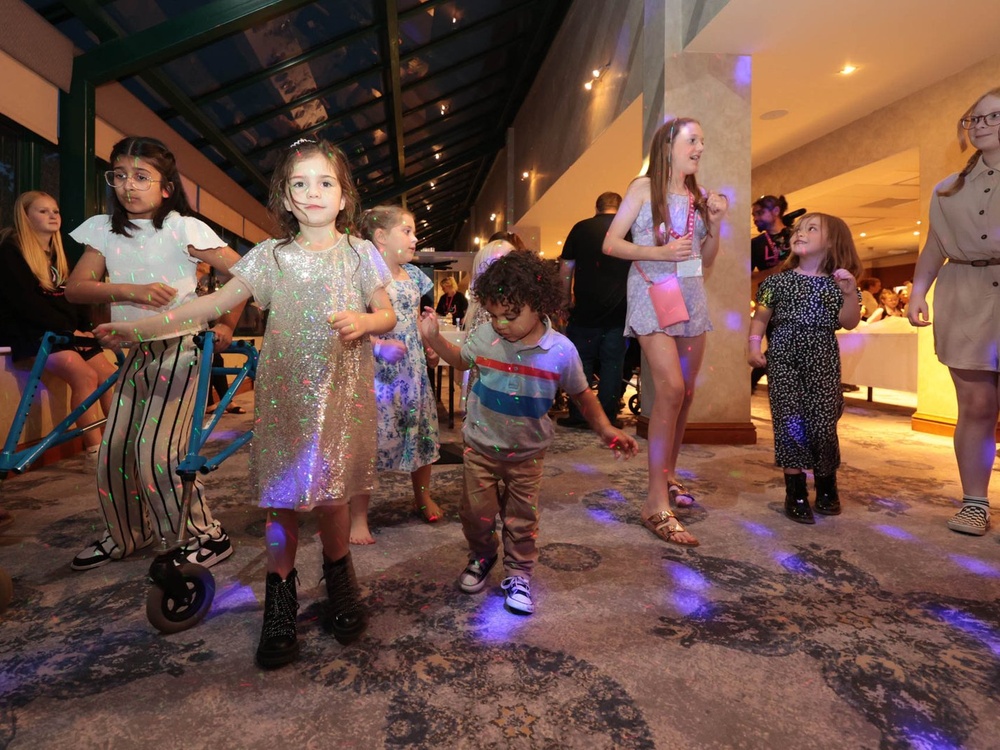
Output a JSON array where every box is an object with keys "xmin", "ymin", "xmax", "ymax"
[
  {"xmin": 759, "ymin": 109, "xmax": 788, "ymax": 121},
  {"xmin": 859, "ymin": 232, "xmax": 867, "ymax": 238},
  {"xmin": 839, "ymin": 64, "xmax": 858, "ymax": 75}
]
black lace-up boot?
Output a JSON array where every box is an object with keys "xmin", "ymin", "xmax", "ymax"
[
  {"xmin": 814, "ymin": 473, "xmax": 842, "ymax": 516},
  {"xmin": 784, "ymin": 472, "xmax": 815, "ymax": 524},
  {"xmin": 256, "ymin": 570, "xmax": 300, "ymax": 668},
  {"xmin": 322, "ymin": 553, "xmax": 368, "ymax": 644}
]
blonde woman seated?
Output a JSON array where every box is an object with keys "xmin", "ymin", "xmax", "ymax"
[{"xmin": 0, "ymin": 192, "xmax": 117, "ymax": 465}]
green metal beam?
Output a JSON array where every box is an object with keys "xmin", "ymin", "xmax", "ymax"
[
  {"xmin": 67, "ymin": 0, "xmax": 269, "ymax": 189},
  {"xmin": 16, "ymin": 139, "xmax": 42, "ymax": 194},
  {"xmin": 377, "ymin": 0, "xmax": 406, "ymax": 190},
  {"xmin": 186, "ymin": 0, "xmax": 455, "ymax": 109},
  {"xmin": 59, "ymin": 77, "xmax": 97, "ymax": 264},
  {"xmin": 362, "ymin": 141, "xmax": 498, "ymax": 206},
  {"xmin": 75, "ymin": 0, "xmax": 317, "ymax": 85},
  {"xmin": 223, "ymin": 7, "xmax": 525, "ymax": 144}
]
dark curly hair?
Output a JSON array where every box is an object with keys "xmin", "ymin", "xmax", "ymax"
[{"xmin": 473, "ymin": 249, "xmax": 563, "ymax": 320}]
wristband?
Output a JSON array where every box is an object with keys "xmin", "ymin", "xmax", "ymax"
[{"xmin": 748, "ymin": 335, "xmax": 763, "ymax": 343}]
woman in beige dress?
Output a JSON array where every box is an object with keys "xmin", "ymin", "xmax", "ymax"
[{"xmin": 909, "ymin": 86, "xmax": 1000, "ymax": 537}]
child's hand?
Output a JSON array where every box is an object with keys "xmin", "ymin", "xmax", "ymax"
[
  {"xmin": 832, "ymin": 268, "xmax": 857, "ymax": 295},
  {"xmin": 93, "ymin": 322, "xmax": 134, "ymax": 350},
  {"xmin": 424, "ymin": 347, "xmax": 440, "ymax": 368},
  {"xmin": 747, "ymin": 350, "xmax": 767, "ymax": 368},
  {"xmin": 418, "ymin": 306, "xmax": 440, "ymax": 338},
  {"xmin": 374, "ymin": 339, "xmax": 407, "ymax": 363},
  {"xmin": 329, "ymin": 310, "xmax": 366, "ymax": 341},
  {"xmin": 707, "ymin": 190, "xmax": 729, "ymax": 223},
  {"xmin": 209, "ymin": 323, "xmax": 234, "ymax": 351},
  {"xmin": 132, "ymin": 281, "xmax": 177, "ymax": 308},
  {"xmin": 605, "ymin": 429, "xmax": 639, "ymax": 460},
  {"xmin": 655, "ymin": 236, "xmax": 693, "ymax": 262}
]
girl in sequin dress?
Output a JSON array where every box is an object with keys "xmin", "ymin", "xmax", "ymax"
[
  {"xmin": 95, "ymin": 139, "xmax": 396, "ymax": 669},
  {"xmin": 604, "ymin": 118, "xmax": 729, "ymax": 548},
  {"xmin": 748, "ymin": 214, "xmax": 862, "ymax": 525},
  {"xmin": 349, "ymin": 205, "xmax": 442, "ymax": 545}
]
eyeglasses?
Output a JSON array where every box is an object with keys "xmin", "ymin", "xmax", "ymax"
[
  {"xmin": 960, "ymin": 111, "xmax": 1000, "ymax": 129},
  {"xmin": 104, "ymin": 170, "xmax": 162, "ymax": 191}
]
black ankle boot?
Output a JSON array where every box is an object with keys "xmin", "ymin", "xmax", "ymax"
[
  {"xmin": 784, "ymin": 473, "xmax": 815, "ymax": 524},
  {"xmin": 256, "ymin": 570, "xmax": 300, "ymax": 669},
  {"xmin": 814, "ymin": 474, "xmax": 841, "ymax": 516},
  {"xmin": 322, "ymin": 553, "xmax": 368, "ymax": 644}
]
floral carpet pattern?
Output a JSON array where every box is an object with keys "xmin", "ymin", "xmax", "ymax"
[{"xmin": 0, "ymin": 393, "xmax": 998, "ymax": 749}]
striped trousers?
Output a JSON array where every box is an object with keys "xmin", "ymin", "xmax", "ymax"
[{"xmin": 95, "ymin": 334, "xmax": 221, "ymax": 558}]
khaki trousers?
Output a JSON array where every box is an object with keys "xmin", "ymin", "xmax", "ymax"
[{"xmin": 461, "ymin": 447, "xmax": 545, "ymax": 578}]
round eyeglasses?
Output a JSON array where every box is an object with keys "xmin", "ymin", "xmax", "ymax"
[
  {"xmin": 960, "ymin": 111, "xmax": 1000, "ymax": 130},
  {"xmin": 104, "ymin": 170, "xmax": 162, "ymax": 191}
]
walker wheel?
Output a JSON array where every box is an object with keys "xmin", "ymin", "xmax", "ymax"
[
  {"xmin": 146, "ymin": 562, "xmax": 215, "ymax": 634},
  {"xmin": 0, "ymin": 569, "xmax": 12, "ymax": 614},
  {"xmin": 628, "ymin": 394, "xmax": 640, "ymax": 415}
]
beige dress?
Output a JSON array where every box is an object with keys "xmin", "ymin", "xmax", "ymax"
[
  {"xmin": 232, "ymin": 236, "xmax": 391, "ymax": 509},
  {"xmin": 925, "ymin": 157, "xmax": 1000, "ymax": 371}
]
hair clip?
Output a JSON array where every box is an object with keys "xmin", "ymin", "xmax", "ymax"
[{"xmin": 290, "ymin": 138, "xmax": 317, "ymax": 149}]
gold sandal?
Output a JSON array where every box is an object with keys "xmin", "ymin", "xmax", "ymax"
[
  {"xmin": 668, "ymin": 480, "xmax": 696, "ymax": 508},
  {"xmin": 642, "ymin": 510, "xmax": 699, "ymax": 547}
]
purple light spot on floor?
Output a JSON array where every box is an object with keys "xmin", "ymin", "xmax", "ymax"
[{"xmin": 873, "ymin": 524, "xmax": 915, "ymax": 540}]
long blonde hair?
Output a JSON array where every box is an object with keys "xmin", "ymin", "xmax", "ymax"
[{"xmin": 7, "ymin": 191, "xmax": 68, "ymax": 291}]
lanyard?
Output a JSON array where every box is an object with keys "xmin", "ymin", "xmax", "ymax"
[{"xmin": 666, "ymin": 192, "xmax": 696, "ymax": 240}]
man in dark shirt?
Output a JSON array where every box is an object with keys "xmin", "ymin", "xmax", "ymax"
[{"xmin": 557, "ymin": 192, "xmax": 632, "ymax": 428}]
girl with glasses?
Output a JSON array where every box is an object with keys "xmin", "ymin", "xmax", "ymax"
[
  {"xmin": 908, "ymin": 87, "xmax": 1000, "ymax": 537},
  {"xmin": 64, "ymin": 136, "xmax": 244, "ymax": 572}
]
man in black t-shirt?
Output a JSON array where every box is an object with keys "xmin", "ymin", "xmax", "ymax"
[{"xmin": 557, "ymin": 192, "xmax": 632, "ymax": 428}]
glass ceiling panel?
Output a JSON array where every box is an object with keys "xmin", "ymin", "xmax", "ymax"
[{"xmin": 397, "ymin": 1, "xmax": 511, "ymax": 51}]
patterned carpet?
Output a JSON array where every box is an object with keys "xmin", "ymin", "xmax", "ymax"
[{"xmin": 1, "ymin": 392, "xmax": 998, "ymax": 749}]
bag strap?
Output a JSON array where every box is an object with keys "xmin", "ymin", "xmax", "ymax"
[{"xmin": 635, "ymin": 262, "xmax": 653, "ymax": 285}]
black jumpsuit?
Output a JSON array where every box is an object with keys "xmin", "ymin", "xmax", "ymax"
[{"xmin": 756, "ymin": 271, "xmax": 854, "ymax": 476}]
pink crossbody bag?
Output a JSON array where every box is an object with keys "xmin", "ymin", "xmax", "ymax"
[{"xmin": 635, "ymin": 264, "xmax": 689, "ymax": 327}]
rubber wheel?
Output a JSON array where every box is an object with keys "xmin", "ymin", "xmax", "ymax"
[
  {"xmin": 146, "ymin": 562, "xmax": 215, "ymax": 634},
  {"xmin": 0, "ymin": 569, "xmax": 12, "ymax": 615},
  {"xmin": 628, "ymin": 394, "xmax": 640, "ymax": 415}
]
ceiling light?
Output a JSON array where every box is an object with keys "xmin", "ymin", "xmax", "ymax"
[
  {"xmin": 916, "ymin": 220, "xmax": 921, "ymax": 225},
  {"xmin": 490, "ymin": 213, "xmax": 497, "ymax": 221},
  {"xmin": 474, "ymin": 236, "xmax": 480, "ymax": 245},
  {"xmin": 839, "ymin": 64, "xmax": 858, "ymax": 75},
  {"xmin": 913, "ymin": 231, "xmax": 920, "ymax": 236},
  {"xmin": 584, "ymin": 81, "xmax": 593, "ymax": 91},
  {"xmin": 592, "ymin": 69, "xmax": 601, "ymax": 78},
  {"xmin": 859, "ymin": 232, "xmax": 867, "ymax": 238},
  {"xmin": 556, "ymin": 240, "xmax": 562, "ymax": 246},
  {"xmin": 434, "ymin": 152, "xmax": 440, "ymax": 160},
  {"xmin": 521, "ymin": 171, "xmax": 530, "ymax": 180},
  {"xmin": 429, "ymin": 181, "xmax": 435, "ymax": 189}
]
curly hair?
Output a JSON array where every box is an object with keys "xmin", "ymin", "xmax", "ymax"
[{"xmin": 473, "ymin": 249, "xmax": 563, "ymax": 320}]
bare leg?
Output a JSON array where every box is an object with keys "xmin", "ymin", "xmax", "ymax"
[
  {"xmin": 349, "ymin": 494, "xmax": 376, "ymax": 545},
  {"xmin": 411, "ymin": 463, "xmax": 442, "ymax": 522},
  {"xmin": 264, "ymin": 508, "xmax": 299, "ymax": 578},
  {"xmin": 44, "ymin": 350, "xmax": 103, "ymax": 450},
  {"xmin": 949, "ymin": 368, "xmax": 1000, "ymax": 497},
  {"xmin": 636, "ymin": 333, "xmax": 700, "ymax": 546},
  {"xmin": 316, "ymin": 503, "xmax": 351, "ymax": 564}
]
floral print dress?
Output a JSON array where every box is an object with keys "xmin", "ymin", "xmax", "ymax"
[{"xmin": 374, "ymin": 263, "xmax": 440, "ymax": 472}]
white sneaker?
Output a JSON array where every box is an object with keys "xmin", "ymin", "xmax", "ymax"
[{"xmin": 500, "ymin": 575, "xmax": 534, "ymax": 615}]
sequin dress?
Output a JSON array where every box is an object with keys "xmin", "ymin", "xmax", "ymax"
[
  {"xmin": 232, "ymin": 236, "xmax": 391, "ymax": 509},
  {"xmin": 374, "ymin": 263, "xmax": 439, "ymax": 472},
  {"xmin": 624, "ymin": 196, "xmax": 712, "ymax": 338}
]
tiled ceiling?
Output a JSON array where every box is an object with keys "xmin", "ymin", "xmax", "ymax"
[{"xmin": 29, "ymin": 0, "xmax": 571, "ymax": 250}]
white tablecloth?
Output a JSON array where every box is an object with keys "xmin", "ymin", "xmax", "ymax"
[{"xmin": 836, "ymin": 316, "xmax": 917, "ymax": 392}]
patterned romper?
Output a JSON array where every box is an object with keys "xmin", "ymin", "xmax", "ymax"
[{"xmin": 756, "ymin": 270, "xmax": 855, "ymax": 476}]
